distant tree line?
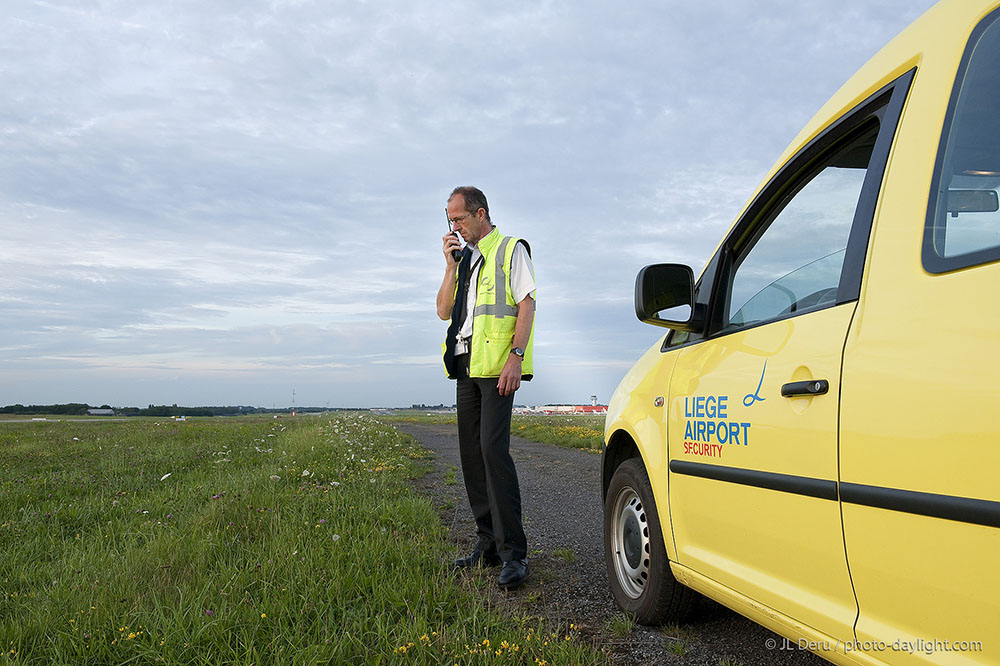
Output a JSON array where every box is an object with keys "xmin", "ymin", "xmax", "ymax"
[
  {"xmin": 0, "ymin": 403, "xmax": 337, "ymax": 417},
  {"xmin": 0, "ymin": 403, "xmax": 93, "ymax": 415}
]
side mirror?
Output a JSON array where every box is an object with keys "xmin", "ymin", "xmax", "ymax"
[{"xmin": 634, "ymin": 264, "xmax": 704, "ymax": 332}]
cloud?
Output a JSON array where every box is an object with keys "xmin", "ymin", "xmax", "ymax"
[{"xmin": 0, "ymin": 0, "xmax": 937, "ymax": 406}]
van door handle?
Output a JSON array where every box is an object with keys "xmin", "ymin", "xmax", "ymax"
[{"xmin": 781, "ymin": 379, "xmax": 829, "ymax": 397}]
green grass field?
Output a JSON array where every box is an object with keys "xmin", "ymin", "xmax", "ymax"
[
  {"xmin": 510, "ymin": 415, "xmax": 603, "ymax": 453},
  {"xmin": 386, "ymin": 412, "xmax": 605, "ymax": 453},
  {"xmin": 0, "ymin": 415, "xmax": 607, "ymax": 665}
]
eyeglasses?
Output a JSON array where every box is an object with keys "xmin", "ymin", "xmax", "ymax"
[{"xmin": 446, "ymin": 209, "xmax": 473, "ymax": 231}]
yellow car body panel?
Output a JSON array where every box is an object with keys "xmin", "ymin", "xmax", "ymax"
[
  {"xmin": 670, "ymin": 564, "xmax": 880, "ymax": 666},
  {"xmin": 836, "ymin": 3, "xmax": 1000, "ymax": 660},
  {"xmin": 603, "ymin": 0, "xmax": 1000, "ymax": 663},
  {"xmin": 667, "ymin": 304, "xmax": 858, "ymax": 641},
  {"xmin": 605, "ymin": 337, "xmax": 678, "ymax": 560}
]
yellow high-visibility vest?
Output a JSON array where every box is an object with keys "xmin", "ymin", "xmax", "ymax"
[{"xmin": 443, "ymin": 229, "xmax": 534, "ymax": 379}]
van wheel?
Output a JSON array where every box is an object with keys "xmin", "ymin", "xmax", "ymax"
[{"xmin": 604, "ymin": 458, "xmax": 695, "ymax": 624}]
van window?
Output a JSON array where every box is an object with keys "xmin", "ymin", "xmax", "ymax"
[
  {"xmin": 924, "ymin": 9, "xmax": 1000, "ymax": 272},
  {"xmin": 725, "ymin": 126, "xmax": 878, "ymax": 331}
]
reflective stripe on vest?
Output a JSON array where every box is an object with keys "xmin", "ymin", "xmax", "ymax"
[{"xmin": 473, "ymin": 237, "xmax": 518, "ymax": 318}]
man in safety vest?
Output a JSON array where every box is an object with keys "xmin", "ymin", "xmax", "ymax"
[{"xmin": 436, "ymin": 185, "xmax": 535, "ymax": 591}]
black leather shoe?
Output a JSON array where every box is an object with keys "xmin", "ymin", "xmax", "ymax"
[
  {"xmin": 454, "ymin": 549, "xmax": 502, "ymax": 569},
  {"xmin": 497, "ymin": 559, "xmax": 529, "ymax": 590}
]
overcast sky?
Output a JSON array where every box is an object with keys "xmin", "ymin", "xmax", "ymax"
[{"xmin": 1, "ymin": 0, "xmax": 937, "ymax": 409}]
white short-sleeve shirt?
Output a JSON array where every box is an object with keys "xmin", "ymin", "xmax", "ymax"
[{"xmin": 457, "ymin": 233, "xmax": 535, "ymax": 342}]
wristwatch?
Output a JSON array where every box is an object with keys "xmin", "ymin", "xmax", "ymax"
[{"xmin": 511, "ymin": 347, "xmax": 525, "ymax": 358}]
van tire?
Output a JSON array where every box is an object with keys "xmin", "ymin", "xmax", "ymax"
[{"xmin": 604, "ymin": 458, "xmax": 695, "ymax": 624}]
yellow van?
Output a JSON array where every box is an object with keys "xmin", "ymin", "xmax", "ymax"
[{"xmin": 602, "ymin": 1, "xmax": 1000, "ymax": 664}]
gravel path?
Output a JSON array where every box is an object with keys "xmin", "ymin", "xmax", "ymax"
[{"xmin": 397, "ymin": 422, "xmax": 829, "ymax": 666}]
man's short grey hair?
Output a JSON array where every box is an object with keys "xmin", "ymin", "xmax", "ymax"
[{"xmin": 450, "ymin": 186, "xmax": 491, "ymax": 223}]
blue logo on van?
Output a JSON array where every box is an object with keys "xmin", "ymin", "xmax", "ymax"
[
  {"xmin": 743, "ymin": 361, "xmax": 767, "ymax": 407},
  {"xmin": 681, "ymin": 362, "xmax": 765, "ymax": 458}
]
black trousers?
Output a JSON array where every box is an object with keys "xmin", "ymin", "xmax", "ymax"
[{"xmin": 455, "ymin": 354, "xmax": 527, "ymax": 562}]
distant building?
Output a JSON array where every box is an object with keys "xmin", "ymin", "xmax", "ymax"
[
  {"xmin": 87, "ymin": 409, "xmax": 115, "ymax": 416},
  {"xmin": 519, "ymin": 404, "xmax": 608, "ymax": 415}
]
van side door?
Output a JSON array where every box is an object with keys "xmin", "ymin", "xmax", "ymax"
[
  {"xmin": 666, "ymin": 75, "xmax": 912, "ymax": 642},
  {"xmin": 841, "ymin": 9, "xmax": 1000, "ymax": 660}
]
